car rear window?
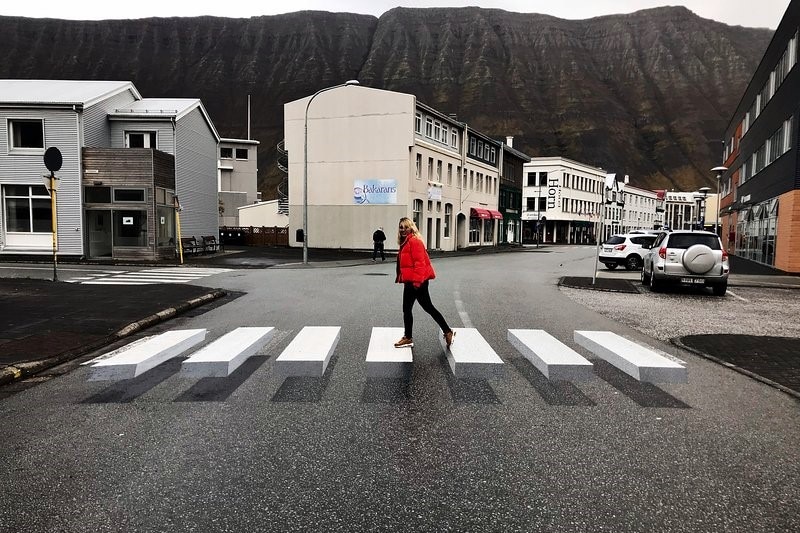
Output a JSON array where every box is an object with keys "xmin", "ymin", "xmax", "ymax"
[
  {"xmin": 667, "ymin": 234, "xmax": 721, "ymax": 250},
  {"xmin": 631, "ymin": 236, "xmax": 656, "ymax": 246},
  {"xmin": 605, "ymin": 236, "xmax": 625, "ymax": 245}
]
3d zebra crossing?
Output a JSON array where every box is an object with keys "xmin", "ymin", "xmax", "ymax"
[{"xmin": 87, "ymin": 326, "xmax": 688, "ymax": 385}]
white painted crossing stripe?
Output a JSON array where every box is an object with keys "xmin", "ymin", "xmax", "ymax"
[
  {"xmin": 274, "ymin": 326, "xmax": 341, "ymax": 377},
  {"xmin": 574, "ymin": 330, "xmax": 687, "ymax": 383},
  {"xmin": 181, "ymin": 327, "xmax": 274, "ymax": 378},
  {"xmin": 82, "ymin": 281, "xmax": 156, "ymax": 285},
  {"xmin": 439, "ymin": 328, "xmax": 504, "ymax": 379},
  {"xmin": 90, "ymin": 329, "xmax": 207, "ymax": 380},
  {"xmin": 82, "ymin": 279, "xmax": 190, "ymax": 285},
  {"xmin": 365, "ymin": 327, "xmax": 412, "ymax": 377},
  {"xmin": 453, "ymin": 290, "xmax": 473, "ymax": 328},
  {"xmin": 508, "ymin": 329, "xmax": 593, "ymax": 381}
]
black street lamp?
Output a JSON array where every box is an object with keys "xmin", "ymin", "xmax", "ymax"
[{"xmin": 711, "ymin": 165, "xmax": 728, "ymax": 235}]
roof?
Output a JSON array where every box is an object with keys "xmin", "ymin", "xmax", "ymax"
[
  {"xmin": 109, "ymin": 98, "xmax": 220, "ymax": 142},
  {"xmin": 501, "ymin": 143, "xmax": 531, "ymax": 162},
  {"xmin": 0, "ymin": 79, "xmax": 140, "ymax": 107},
  {"xmin": 220, "ymin": 138, "xmax": 260, "ymax": 145}
]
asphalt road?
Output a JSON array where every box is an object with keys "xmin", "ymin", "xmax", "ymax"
[{"xmin": 1, "ymin": 246, "xmax": 798, "ymax": 532}]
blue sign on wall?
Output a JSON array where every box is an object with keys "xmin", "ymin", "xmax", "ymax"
[{"xmin": 353, "ymin": 179, "xmax": 398, "ymax": 204}]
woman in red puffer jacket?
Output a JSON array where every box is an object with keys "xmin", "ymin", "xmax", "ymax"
[{"xmin": 393, "ymin": 217, "xmax": 455, "ymax": 349}]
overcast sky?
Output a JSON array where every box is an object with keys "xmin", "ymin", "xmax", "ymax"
[{"xmin": 0, "ymin": 1, "xmax": 790, "ymax": 29}]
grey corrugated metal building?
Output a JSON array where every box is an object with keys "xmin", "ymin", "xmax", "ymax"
[{"xmin": 0, "ymin": 80, "xmax": 220, "ymax": 260}]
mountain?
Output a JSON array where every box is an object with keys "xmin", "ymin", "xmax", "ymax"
[{"xmin": 0, "ymin": 7, "xmax": 772, "ymax": 195}]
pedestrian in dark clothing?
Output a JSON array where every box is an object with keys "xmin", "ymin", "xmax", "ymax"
[
  {"xmin": 372, "ymin": 226, "xmax": 386, "ymax": 262},
  {"xmin": 393, "ymin": 217, "xmax": 455, "ymax": 349}
]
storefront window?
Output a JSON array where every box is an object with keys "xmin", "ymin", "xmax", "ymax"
[
  {"xmin": 113, "ymin": 210, "xmax": 147, "ymax": 247},
  {"xmin": 483, "ymin": 219, "xmax": 494, "ymax": 243},
  {"xmin": 469, "ymin": 217, "xmax": 480, "ymax": 244}
]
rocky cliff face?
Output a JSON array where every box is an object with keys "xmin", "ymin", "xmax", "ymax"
[{"xmin": 0, "ymin": 7, "xmax": 772, "ymax": 194}]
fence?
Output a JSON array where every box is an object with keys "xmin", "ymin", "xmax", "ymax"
[{"xmin": 220, "ymin": 226, "xmax": 289, "ymax": 247}]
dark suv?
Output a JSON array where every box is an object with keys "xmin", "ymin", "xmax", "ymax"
[{"xmin": 641, "ymin": 230, "xmax": 730, "ymax": 296}]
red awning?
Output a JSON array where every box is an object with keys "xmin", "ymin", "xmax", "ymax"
[
  {"xmin": 488, "ymin": 209, "xmax": 503, "ymax": 220},
  {"xmin": 470, "ymin": 207, "xmax": 491, "ymax": 219}
]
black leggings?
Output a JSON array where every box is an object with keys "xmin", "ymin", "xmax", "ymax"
[{"xmin": 402, "ymin": 281, "xmax": 450, "ymax": 339}]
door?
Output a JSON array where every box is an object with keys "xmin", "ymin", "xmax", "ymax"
[
  {"xmin": 86, "ymin": 209, "xmax": 112, "ymax": 257},
  {"xmin": 435, "ymin": 218, "xmax": 441, "ymax": 249},
  {"xmin": 426, "ymin": 218, "xmax": 433, "ymax": 250}
]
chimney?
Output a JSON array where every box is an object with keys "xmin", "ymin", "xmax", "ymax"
[{"xmin": 506, "ymin": 136, "xmax": 513, "ymax": 148}]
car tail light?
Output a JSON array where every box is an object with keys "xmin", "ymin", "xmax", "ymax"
[
  {"xmin": 658, "ymin": 246, "xmax": 667, "ymax": 259},
  {"xmin": 614, "ymin": 244, "xmax": 626, "ymax": 251},
  {"xmin": 722, "ymin": 249, "xmax": 729, "ymax": 261}
]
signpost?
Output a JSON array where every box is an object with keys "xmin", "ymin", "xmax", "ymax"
[{"xmin": 42, "ymin": 147, "xmax": 62, "ymax": 282}]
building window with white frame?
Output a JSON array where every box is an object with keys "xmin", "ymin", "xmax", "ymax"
[
  {"xmin": 3, "ymin": 184, "xmax": 51, "ymax": 232},
  {"xmin": 447, "ymin": 163, "xmax": 452, "ymax": 186},
  {"xmin": 451, "ymin": 129, "xmax": 458, "ymax": 149},
  {"xmin": 444, "ymin": 203, "xmax": 452, "ymax": 237},
  {"xmin": 415, "ymin": 112, "xmax": 422, "ymax": 134},
  {"xmin": 425, "ymin": 118, "xmax": 433, "ymax": 138},
  {"xmin": 220, "ymin": 147, "xmax": 233, "ymax": 159},
  {"xmin": 427, "ymin": 157, "xmax": 434, "ymax": 180},
  {"xmin": 235, "ymin": 148, "xmax": 248, "ymax": 160},
  {"xmin": 413, "ymin": 199, "xmax": 423, "ymax": 229},
  {"xmin": 416, "ymin": 153, "xmax": 422, "ymax": 179},
  {"xmin": 8, "ymin": 119, "xmax": 44, "ymax": 151},
  {"xmin": 434, "ymin": 121, "xmax": 441, "ymax": 142},
  {"xmin": 125, "ymin": 131, "xmax": 157, "ymax": 149},
  {"xmin": 442, "ymin": 125, "xmax": 448, "ymax": 144},
  {"xmin": 436, "ymin": 160, "xmax": 442, "ymax": 182}
]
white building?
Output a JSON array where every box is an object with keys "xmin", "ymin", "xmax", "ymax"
[
  {"xmin": 283, "ymin": 85, "xmax": 508, "ymax": 251},
  {"xmin": 618, "ymin": 185, "xmax": 659, "ymax": 234},
  {"xmin": 522, "ymin": 157, "xmax": 606, "ymax": 244},
  {"xmin": 218, "ymin": 137, "xmax": 260, "ymax": 227}
]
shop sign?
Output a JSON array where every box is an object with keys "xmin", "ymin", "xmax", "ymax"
[{"xmin": 353, "ymin": 179, "xmax": 398, "ymax": 205}]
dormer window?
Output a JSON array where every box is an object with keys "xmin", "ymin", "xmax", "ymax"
[{"xmin": 125, "ymin": 131, "xmax": 157, "ymax": 149}]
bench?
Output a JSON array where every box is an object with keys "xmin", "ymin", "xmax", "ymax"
[
  {"xmin": 202, "ymin": 235, "xmax": 220, "ymax": 253},
  {"xmin": 180, "ymin": 237, "xmax": 202, "ymax": 255}
]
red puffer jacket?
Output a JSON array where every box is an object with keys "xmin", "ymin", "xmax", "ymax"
[{"xmin": 396, "ymin": 234, "xmax": 436, "ymax": 287}]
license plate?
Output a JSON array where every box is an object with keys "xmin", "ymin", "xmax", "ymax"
[
  {"xmin": 603, "ymin": 247, "xmax": 612, "ymax": 253},
  {"xmin": 681, "ymin": 277, "xmax": 705, "ymax": 284}
]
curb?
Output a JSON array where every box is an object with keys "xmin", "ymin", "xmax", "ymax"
[
  {"xmin": 671, "ymin": 337, "xmax": 800, "ymax": 401},
  {"xmin": 0, "ymin": 289, "xmax": 227, "ymax": 387}
]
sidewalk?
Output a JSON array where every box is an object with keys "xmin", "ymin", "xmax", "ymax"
[
  {"xmin": 0, "ymin": 279, "xmax": 226, "ymax": 387},
  {"xmin": 1, "ymin": 247, "xmax": 798, "ymax": 398}
]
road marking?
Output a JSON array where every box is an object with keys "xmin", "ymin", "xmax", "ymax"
[
  {"xmin": 440, "ymin": 328, "xmax": 504, "ymax": 379},
  {"xmin": 726, "ymin": 289, "xmax": 748, "ymax": 302},
  {"xmin": 181, "ymin": 327, "xmax": 274, "ymax": 377},
  {"xmin": 274, "ymin": 326, "xmax": 341, "ymax": 377},
  {"xmin": 574, "ymin": 330, "xmax": 687, "ymax": 383},
  {"xmin": 453, "ymin": 290, "xmax": 472, "ymax": 328},
  {"xmin": 366, "ymin": 327, "xmax": 412, "ymax": 377},
  {"xmin": 508, "ymin": 329, "xmax": 593, "ymax": 381}
]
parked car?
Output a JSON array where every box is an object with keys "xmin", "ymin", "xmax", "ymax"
[
  {"xmin": 599, "ymin": 233, "xmax": 658, "ymax": 270},
  {"xmin": 641, "ymin": 230, "xmax": 729, "ymax": 296}
]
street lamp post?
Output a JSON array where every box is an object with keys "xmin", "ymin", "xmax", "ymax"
[
  {"xmin": 593, "ymin": 175, "xmax": 625, "ymax": 285},
  {"xmin": 303, "ymin": 79, "xmax": 360, "ymax": 264},
  {"xmin": 711, "ymin": 166, "xmax": 728, "ymax": 236},
  {"xmin": 695, "ymin": 186, "xmax": 711, "ymax": 230}
]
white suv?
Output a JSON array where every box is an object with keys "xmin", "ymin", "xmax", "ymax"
[
  {"xmin": 599, "ymin": 233, "xmax": 658, "ymax": 270},
  {"xmin": 641, "ymin": 230, "xmax": 730, "ymax": 296}
]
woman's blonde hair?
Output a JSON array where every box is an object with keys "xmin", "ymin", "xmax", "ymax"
[{"xmin": 397, "ymin": 217, "xmax": 422, "ymax": 245}]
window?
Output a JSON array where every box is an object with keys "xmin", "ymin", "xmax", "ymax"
[
  {"xmin": 235, "ymin": 148, "xmax": 248, "ymax": 160},
  {"xmin": 114, "ymin": 210, "xmax": 147, "ymax": 247},
  {"xmin": 415, "ymin": 153, "xmax": 422, "ymax": 179},
  {"xmin": 483, "ymin": 219, "xmax": 494, "ymax": 243},
  {"xmin": 427, "ymin": 157, "xmax": 434, "ymax": 180},
  {"xmin": 220, "ymin": 147, "xmax": 233, "ymax": 159},
  {"xmin": 434, "ymin": 121, "xmax": 441, "ymax": 142},
  {"xmin": 477, "ymin": 141, "xmax": 484, "ymax": 159},
  {"xmin": 413, "ymin": 199, "xmax": 423, "ymax": 229},
  {"xmin": 9, "ymin": 119, "xmax": 44, "ymax": 150},
  {"xmin": 125, "ymin": 131, "xmax": 157, "ymax": 149},
  {"xmin": 490, "ymin": 147, "xmax": 496, "ymax": 164},
  {"xmin": 447, "ymin": 163, "xmax": 452, "ymax": 186},
  {"xmin": 469, "ymin": 137, "xmax": 476, "ymax": 155},
  {"xmin": 539, "ymin": 172, "xmax": 548, "ymax": 186},
  {"xmin": 425, "ymin": 118, "xmax": 433, "ymax": 138},
  {"xmin": 415, "ymin": 113, "xmax": 422, "ymax": 134},
  {"xmin": 84, "ymin": 186, "xmax": 111, "ymax": 203},
  {"xmin": 442, "ymin": 125, "xmax": 448, "ymax": 145},
  {"xmin": 436, "ymin": 160, "xmax": 442, "ymax": 182},
  {"xmin": 527, "ymin": 172, "xmax": 536, "ymax": 186},
  {"xmin": 451, "ymin": 129, "xmax": 458, "ymax": 149},
  {"xmin": 113, "ymin": 188, "xmax": 146, "ymax": 203},
  {"xmin": 444, "ymin": 204, "xmax": 452, "ymax": 237},
  {"xmin": 3, "ymin": 185, "xmax": 51, "ymax": 232}
]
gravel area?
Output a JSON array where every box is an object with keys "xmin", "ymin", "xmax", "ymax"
[{"xmin": 560, "ymin": 285, "xmax": 800, "ymax": 341}]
